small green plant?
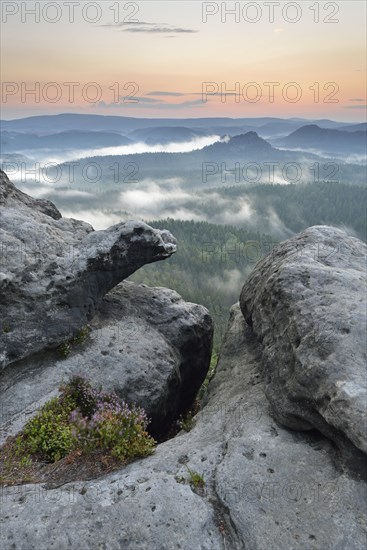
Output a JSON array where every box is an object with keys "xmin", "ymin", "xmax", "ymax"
[
  {"xmin": 198, "ymin": 351, "xmax": 218, "ymax": 400},
  {"xmin": 74, "ymin": 326, "xmax": 90, "ymax": 345},
  {"xmin": 185, "ymin": 464, "xmax": 205, "ymax": 489},
  {"xmin": 178, "ymin": 412, "xmax": 196, "ymax": 432},
  {"xmin": 2, "ymin": 324, "xmax": 11, "ymax": 333},
  {"xmin": 64, "ymin": 375, "xmax": 99, "ymax": 417},
  {"xmin": 19, "ymin": 456, "xmax": 32, "ymax": 468},
  {"xmin": 15, "ymin": 394, "xmax": 77, "ymax": 462},
  {"xmin": 14, "ymin": 376, "xmax": 156, "ymax": 464},
  {"xmin": 58, "ymin": 341, "xmax": 72, "ymax": 358},
  {"xmin": 57, "ymin": 325, "xmax": 91, "ymax": 358}
]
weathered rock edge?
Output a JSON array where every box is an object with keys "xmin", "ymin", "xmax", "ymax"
[{"xmin": 0, "ymin": 170, "xmax": 177, "ymax": 369}]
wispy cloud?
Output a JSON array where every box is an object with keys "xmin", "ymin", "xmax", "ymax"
[
  {"xmin": 344, "ymin": 104, "xmax": 367, "ymax": 109},
  {"xmin": 151, "ymin": 99, "xmax": 204, "ymax": 109},
  {"xmin": 5, "ymin": 136, "xmax": 222, "ymax": 174},
  {"xmin": 96, "ymin": 98, "xmax": 204, "ymax": 110},
  {"xmin": 125, "ymin": 26, "xmax": 198, "ymax": 34},
  {"xmin": 123, "ymin": 96, "xmax": 164, "ymax": 104},
  {"xmin": 100, "ymin": 21, "xmax": 198, "ymax": 34},
  {"xmin": 95, "ymin": 97, "xmax": 164, "ymax": 107},
  {"xmin": 100, "ymin": 21, "xmax": 152, "ymax": 27},
  {"xmin": 147, "ymin": 91, "xmax": 186, "ymax": 97},
  {"xmin": 148, "ymin": 91, "xmax": 207, "ymax": 98}
]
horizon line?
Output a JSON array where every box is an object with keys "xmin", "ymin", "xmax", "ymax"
[{"xmin": 2, "ymin": 113, "xmax": 366, "ymax": 124}]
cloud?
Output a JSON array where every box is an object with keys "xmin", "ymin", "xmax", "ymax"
[
  {"xmin": 100, "ymin": 21, "xmax": 198, "ymax": 34},
  {"xmin": 96, "ymin": 98, "xmax": 205, "ymax": 110},
  {"xmin": 121, "ymin": 182, "xmax": 188, "ymax": 209},
  {"xmin": 10, "ymin": 135, "xmax": 222, "ymax": 167},
  {"xmin": 273, "ymin": 28, "xmax": 284, "ymax": 33},
  {"xmin": 118, "ymin": 180, "xmax": 203, "ymax": 221},
  {"xmin": 16, "ymin": 169, "xmax": 296, "ymax": 239},
  {"xmin": 160, "ymin": 99, "xmax": 204, "ymax": 109},
  {"xmin": 265, "ymin": 207, "xmax": 294, "ymax": 237},
  {"xmin": 213, "ymin": 199, "xmax": 253, "ymax": 225},
  {"xmin": 147, "ymin": 91, "xmax": 186, "ymax": 97},
  {"xmin": 207, "ymin": 269, "xmax": 244, "ymax": 296},
  {"xmin": 344, "ymin": 104, "xmax": 367, "ymax": 109},
  {"xmin": 92, "ymin": 97, "xmax": 164, "ymax": 106},
  {"xmin": 100, "ymin": 21, "xmax": 152, "ymax": 27},
  {"xmin": 125, "ymin": 26, "xmax": 198, "ymax": 34},
  {"xmin": 343, "ymin": 153, "xmax": 367, "ymax": 165},
  {"xmin": 120, "ymin": 96, "xmax": 164, "ymax": 104},
  {"xmin": 60, "ymin": 209, "xmax": 125, "ymax": 231},
  {"xmin": 116, "ymin": 180, "xmax": 256, "ymax": 229}
]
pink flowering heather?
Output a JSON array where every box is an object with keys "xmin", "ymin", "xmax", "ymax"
[
  {"xmin": 65, "ymin": 376, "xmax": 155, "ymax": 460},
  {"xmin": 15, "ymin": 376, "xmax": 156, "ymax": 464}
]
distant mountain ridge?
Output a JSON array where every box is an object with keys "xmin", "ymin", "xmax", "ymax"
[
  {"xmin": 0, "ymin": 130, "xmax": 131, "ymax": 152},
  {"xmin": 276, "ymin": 124, "xmax": 367, "ymax": 155},
  {"xmin": 202, "ymin": 131, "xmax": 273, "ymax": 155},
  {"xmin": 2, "ymin": 113, "xmax": 363, "ymax": 134}
]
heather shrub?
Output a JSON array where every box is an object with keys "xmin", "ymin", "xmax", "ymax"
[
  {"xmin": 63, "ymin": 375, "xmax": 101, "ymax": 417},
  {"xmin": 68, "ymin": 379, "xmax": 155, "ymax": 460},
  {"xmin": 15, "ymin": 376, "xmax": 156, "ymax": 464},
  {"xmin": 15, "ymin": 394, "xmax": 76, "ymax": 462}
]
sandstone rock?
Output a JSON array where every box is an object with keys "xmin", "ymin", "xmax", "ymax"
[
  {"xmin": 0, "ymin": 281, "xmax": 213, "ymax": 441},
  {"xmin": 240, "ymin": 225, "xmax": 367, "ymax": 457},
  {"xmin": 1, "ymin": 305, "xmax": 366, "ymax": 549},
  {"xmin": 0, "ymin": 170, "xmax": 177, "ymax": 369}
]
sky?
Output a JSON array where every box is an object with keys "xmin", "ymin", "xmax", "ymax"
[{"xmin": 1, "ymin": 0, "xmax": 366, "ymax": 121}]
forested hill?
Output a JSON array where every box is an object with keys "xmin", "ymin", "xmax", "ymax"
[
  {"xmin": 215, "ymin": 181, "xmax": 367, "ymax": 241},
  {"xmin": 129, "ymin": 193, "xmax": 366, "ymax": 349},
  {"xmin": 129, "ymin": 220, "xmax": 276, "ymax": 349}
]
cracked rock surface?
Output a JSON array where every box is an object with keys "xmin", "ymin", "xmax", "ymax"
[{"xmin": 1, "ymin": 305, "xmax": 366, "ymax": 549}]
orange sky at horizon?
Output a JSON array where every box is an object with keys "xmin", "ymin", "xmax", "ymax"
[{"xmin": 1, "ymin": 1, "xmax": 366, "ymax": 121}]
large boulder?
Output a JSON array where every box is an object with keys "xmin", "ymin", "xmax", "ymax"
[
  {"xmin": 0, "ymin": 170, "xmax": 177, "ymax": 369},
  {"xmin": 0, "ymin": 281, "xmax": 213, "ymax": 441},
  {"xmin": 240, "ymin": 226, "xmax": 367, "ymax": 458}
]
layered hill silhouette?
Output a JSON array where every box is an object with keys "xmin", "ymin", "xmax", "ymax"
[
  {"xmin": 0, "ymin": 130, "xmax": 132, "ymax": 153},
  {"xmin": 276, "ymin": 124, "xmax": 367, "ymax": 155}
]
